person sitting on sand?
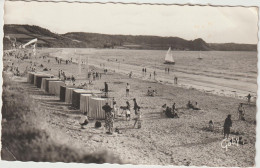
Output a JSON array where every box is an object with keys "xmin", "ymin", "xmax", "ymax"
[
  {"xmin": 193, "ymin": 102, "xmax": 200, "ymax": 110},
  {"xmin": 223, "ymin": 114, "xmax": 232, "ymax": 139},
  {"xmin": 161, "ymin": 104, "xmax": 167, "ymax": 118},
  {"xmin": 172, "ymin": 110, "xmax": 179, "ymax": 118},
  {"xmin": 187, "ymin": 101, "xmax": 193, "ymax": 109},
  {"xmin": 209, "ymin": 120, "xmax": 214, "ymax": 132},
  {"xmin": 79, "ymin": 113, "xmax": 89, "ymax": 129},
  {"xmin": 165, "ymin": 106, "xmax": 173, "ymax": 118}
]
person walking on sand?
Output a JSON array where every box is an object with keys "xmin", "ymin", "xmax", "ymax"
[
  {"xmin": 238, "ymin": 103, "xmax": 245, "ymax": 120},
  {"xmin": 104, "ymin": 82, "xmax": 108, "ymax": 97},
  {"xmin": 126, "ymin": 83, "xmax": 130, "ymax": 97},
  {"xmin": 102, "ymin": 103, "xmax": 113, "ymax": 134},
  {"xmin": 174, "ymin": 76, "xmax": 178, "ymax": 84},
  {"xmin": 133, "ymin": 98, "xmax": 140, "ymax": 115},
  {"xmin": 223, "ymin": 114, "xmax": 232, "ymax": 139},
  {"xmin": 247, "ymin": 94, "xmax": 252, "ymax": 104},
  {"xmin": 154, "ymin": 71, "xmax": 156, "ymax": 80}
]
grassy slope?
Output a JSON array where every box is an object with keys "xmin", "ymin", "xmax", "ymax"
[{"xmin": 1, "ymin": 73, "xmax": 122, "ymax": 163}]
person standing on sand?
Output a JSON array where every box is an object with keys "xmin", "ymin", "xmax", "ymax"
[
  {"xmin": 129, "ymin": 71, "xmax": 132, "ymax": 78},
  {"xmin": 174, "ymin": 76, "xmax": 178, "ymax": 84},
  {"xmin": 223, "ymin": 114, "xmax": 232, "ymax": 139},
  {"xmin": 126, "ymin": 83, "xmax": 130, "ymax": 97},
  {"xmin": 172, "ymin": 103, "xmax": 176, "ymax": 112},
  {"xmin": 112, "ymin": 98, "xmax": 118, "ymax": 119},
  {"xmin": 247, "ymin": 94, "xmax": 251, "ymax": 104},
  {"xmin": 149, "ymin": 73, "xmax": 152, "ymax": 79},
  {"xmin": 133, "ymin": 108, "xmax": 142, "ymax": 129},
  {"xmin": 238, "ymin": 103, "xmax": 245, "ymax": 120},
  {"xmin": 133, "ymin": 98, "xmax": 140, "ymax": 115},
  {"xmin": 154, "ymin": 71, "xmax": 156, "ymax": 80},
  {"xmin": 104, "ymin": 82, "xmax": 108, "ymax": 97},
  {"xmin": 102, "ymin": 103, "xmax": 113, "ymax": 134}
]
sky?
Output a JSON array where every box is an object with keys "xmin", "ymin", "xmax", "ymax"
[{"xmin": 4, "ymin": 1, "xmax": 259, "ymax": 44}]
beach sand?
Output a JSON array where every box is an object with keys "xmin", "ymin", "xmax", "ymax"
[{"xmin": 3, "ymin": 50, "xmax": 256, "ymax": 166}]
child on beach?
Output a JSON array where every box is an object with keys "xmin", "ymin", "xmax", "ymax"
[{"xmin": 209, "ymin": 120, "xmax": 214, "ymax": 132}]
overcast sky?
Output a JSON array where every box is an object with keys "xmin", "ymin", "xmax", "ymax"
[{"xmin": 4, "ymin": 1, "xmax": 259, "ymax": 44}]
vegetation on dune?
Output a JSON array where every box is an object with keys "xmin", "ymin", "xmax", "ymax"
[{"xmin": 1, "ymin": 75, "xmax": 122, "ymax": 163}]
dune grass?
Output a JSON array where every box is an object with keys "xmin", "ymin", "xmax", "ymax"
[{"xmin": 1, "ymin": 74, "xmax": 122, "ymax": 163}]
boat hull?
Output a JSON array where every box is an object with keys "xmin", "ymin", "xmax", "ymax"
[{"xmin": 164, "ymin": 61, "xmax": 175, "ymax": 65}]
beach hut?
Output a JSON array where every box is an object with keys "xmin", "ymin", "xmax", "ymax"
[
  {"xmin": 41, "ymin": 78, "xmax": 59, "ymax": 91},
  {"xmin": 34, "ymin": 73, "xmax": 53, "ymax": 88},
  {"xmin": 60, "ymin": 86, "xmax": 66, "ymax": 102},
  {"xmin": 72, "ymin": 89, "xmax": 94, "ymax": 109},
  {"xmin": 65, "ymin": 87, "xmax": 79, "ymax": 104},
  {"xmin": 80, "ymin": 94, "xmax": 92, "ymax": 113},
  {"xmin": 88, "ymin": 98, "xmax": 112, "ymax": 120},
  {"xmin": 27, "ymin": 72, "xmax": 35, "ymax": 84},
  {"xmin": 45, "ymin": 78, "xmax": 60, "ymax": 92},
  {"xmin": 48, "ymin": 81, "xmax": 65, "ymax": 96}
]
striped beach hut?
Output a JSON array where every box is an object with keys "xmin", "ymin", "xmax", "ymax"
[
  {"xmin": 80, "ymin": 94, "xmax": 92, "ymax": 113},
  {"xmin": 41, "ymin": 78, "xmax": 60, "ymax": 91},
  {"xmin": 45, "ymin": 78, "xmax": 61, "ymax": 92},
  {"xmin": 65, "ymin": 87, "xmax": 79, "ymax": 104},
  {"xmin": 27, "ymin": 72, "xmax": 35, "ymax": 84},
  {"xmin": 60, "ymin": 86, "xmax": 66, "ymax": 102},
  {"xmin": 88, "ymin": 98, "xmax": 112, "ymax": 120},
  {"xmin": 48, "ymin": 81, "xmax": 65, "ymax": 96},
  {"xmin": 72, "ymin": 89, "xmax": 94, "ymax": 109},
  {"xmin": 34, "ymin": 73, "xmax": 54, "ymax": 88}
]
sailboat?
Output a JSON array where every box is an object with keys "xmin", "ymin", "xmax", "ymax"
[
  {"xmin": 164, "ymin": 47, "xmax": 175, "ymax": 65},
  {"xmin": 197, "ymin": 51, "xmax": 203, "ymax": 60}
]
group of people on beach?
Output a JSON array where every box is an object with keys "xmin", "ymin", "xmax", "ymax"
[
  {"xmin": 88, "ymin": 70, "xmax": 102, "ymax": 84},
  {"xmin": 99, "ymin": 97, "xmax": 142, "ymax": 134},
  {"xmin": 165, "ymin": 67, "xmax": 170, "ymax": 74}
]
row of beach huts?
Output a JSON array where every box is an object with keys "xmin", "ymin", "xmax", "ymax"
[{"xmin": 27, "ymin": 72, "xmax": 113, "ymax": 120}]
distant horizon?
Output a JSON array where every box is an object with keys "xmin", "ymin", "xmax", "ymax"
[
  {"xmin": 4, "ymin": 23, "xmax": 258, "ymax": 45},
  {"xmin": 4, "ymin": 1, "xmax": 258, "ymax": 44}
]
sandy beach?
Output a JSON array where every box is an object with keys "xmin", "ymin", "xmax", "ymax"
[{"xmin": 2, "ymin": 49, "xmax": 256, "ymax": 166}]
